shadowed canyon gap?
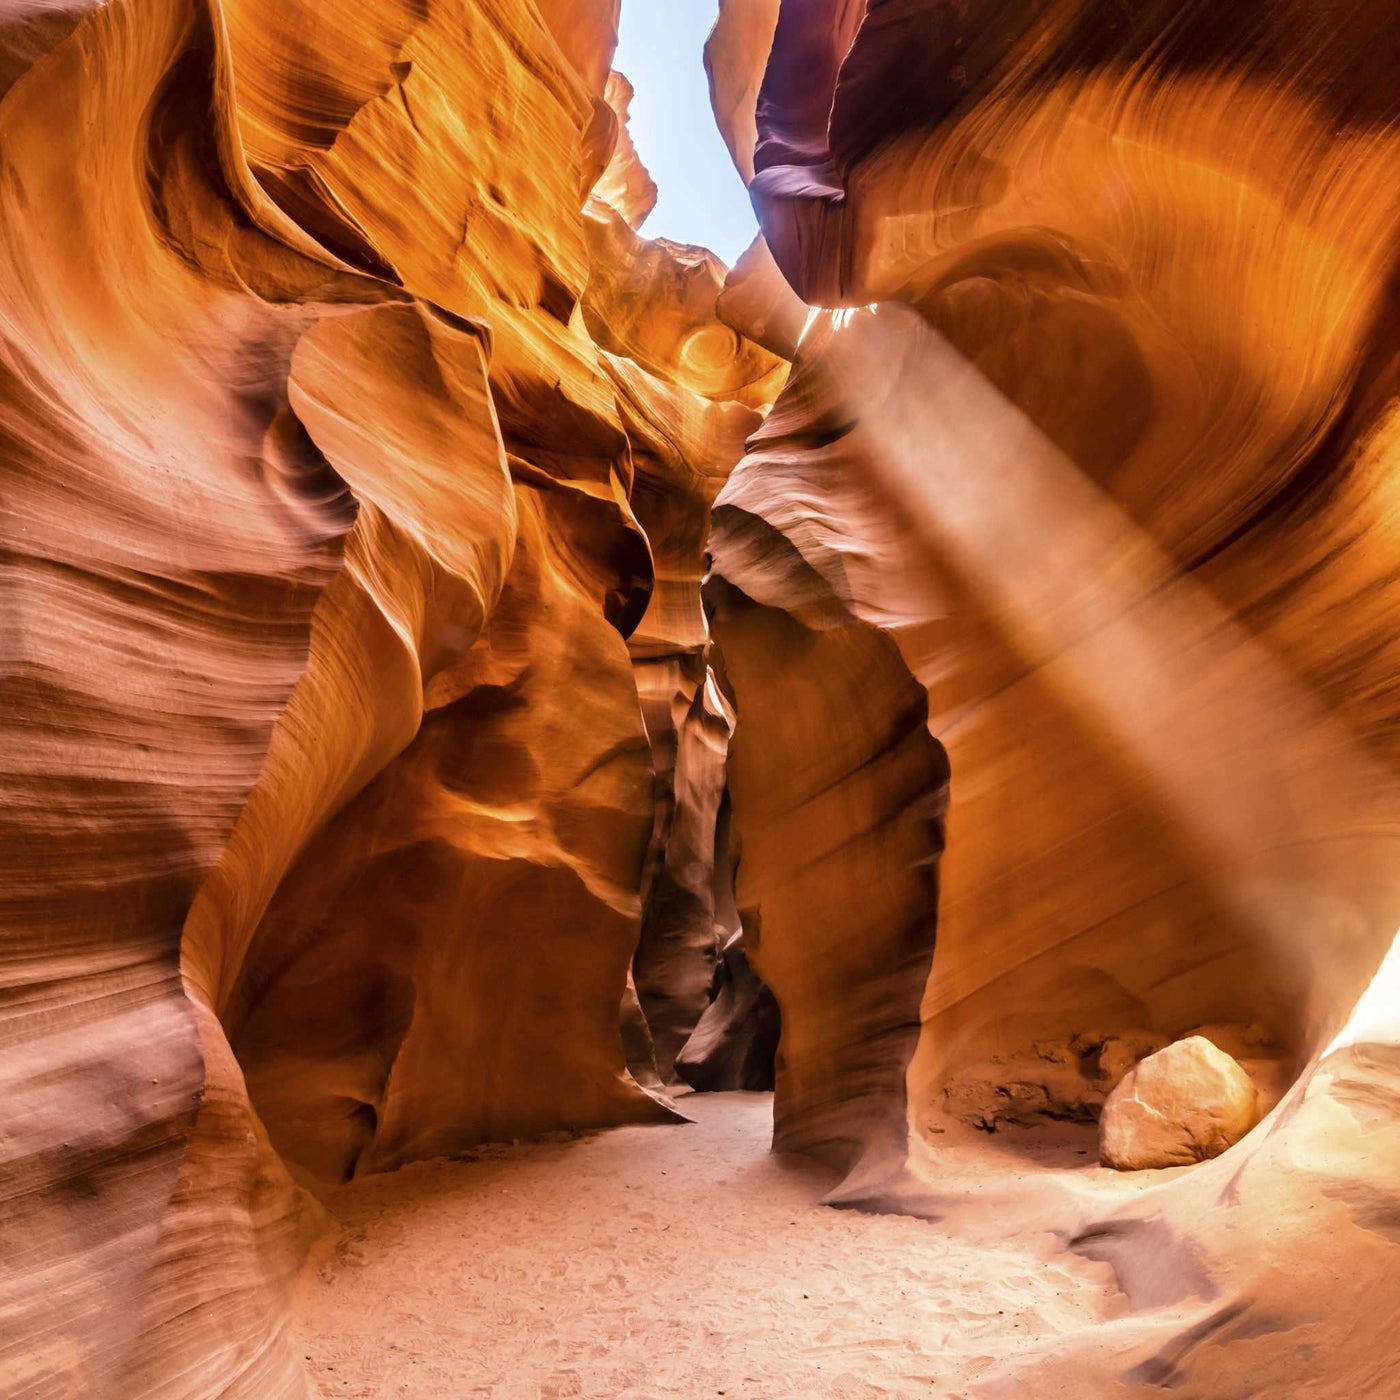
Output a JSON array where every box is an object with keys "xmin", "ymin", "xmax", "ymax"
[{"xmin": 3, "ymin": 1, "xmax": 1400, "ymax": 1397}]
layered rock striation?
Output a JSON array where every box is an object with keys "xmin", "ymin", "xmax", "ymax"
[
  {"xmin": 705, "ymin": 0, "xmax": 1400, "ymax": 1388},
  {"xmin": 10, "ymin": 1, "xmax": 1400, "ymax": 1397},
  {"xmin": 0, "ymin": 3, "xmax": 777, "ymax": 1395}
]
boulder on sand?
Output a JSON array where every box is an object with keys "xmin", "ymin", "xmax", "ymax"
[{"xmin": 1099, "ymin": 1035, "xmax": 1258, "ymax": 1170}]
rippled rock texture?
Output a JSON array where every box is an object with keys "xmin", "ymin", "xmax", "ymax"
[
  {"xmin": 705, "ymin": 0, "xmax": 1400, "ymax": 1390},
  {"xmin": 13, "ymin": 0, "xmax": 1400, "ymax": 1396},
  {"xmin": 0, "ymin": 3, "xmax": 781, "ymax": 1394}
]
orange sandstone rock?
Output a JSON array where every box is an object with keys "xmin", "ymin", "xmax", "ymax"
[
  {"xmin": 704, "ymin": 0, "xmax": 1400, "ymax": 1388},
  {"xmin": 0, "ymin": 2, "xmax": 771, "ymax": 1395},
  {"xmin": 1099, "ymin": 1036, "xmax": 1258, "ymax": 1171}
]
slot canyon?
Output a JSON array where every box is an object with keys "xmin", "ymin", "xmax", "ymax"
[{"xmin": 5, "ymin": 0, "xmax": 1400, "ymax": 1395}]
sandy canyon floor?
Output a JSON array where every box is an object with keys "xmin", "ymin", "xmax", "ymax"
[{"xmin": 294, "ymin": 1092, "xmax": 1132, "ymax": 1399}]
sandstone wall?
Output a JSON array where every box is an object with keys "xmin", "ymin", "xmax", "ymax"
[
  {"xmin": 0, "ymin": 3, "xmax": 777, "ymax": 1394},
  {"xmin": 704, "ymin": 0, "xmax": 1400, "ymax": 1383}
]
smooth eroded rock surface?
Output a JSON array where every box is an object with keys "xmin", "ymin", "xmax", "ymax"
[
  {"xmin": 11, "ymin": 1, "xmax": 1400, "ymax": 1397},
  {"xmin": 0, "ymin": 4, "xmax": 773, "ymax": 1394},
  {"xmin": 675, "ymin": 928, "xmax": 781, "ymax": 1092},
  {"xmin": 705, "ymin": 0, "xmax": 1400, "ymax": 1198}
]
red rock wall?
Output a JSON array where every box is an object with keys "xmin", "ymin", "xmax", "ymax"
[
  {"xmin": 705, "ymin": 0, "xmax": 1400, "ymax": 1383},
  {"xmin": 0, "ymin": 2, "xmax": 779, "ymax": 1394},
  {"xmin": 709, "ymin": 0, "xmax": 1400, "ymax": 1136}
]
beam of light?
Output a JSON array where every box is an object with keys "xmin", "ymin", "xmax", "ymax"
[{"xmin": 816, "ymin": 302, "xmax": 1400, "ymax": 1060}]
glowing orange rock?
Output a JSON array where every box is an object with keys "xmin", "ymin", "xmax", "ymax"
[
  {"xmin": 705, "ymin": 0, "xmax": 1400, "ymax": 1388},
  {"xmin": 0, "ymin": 1, "xmax": 773, "ymax": 1395}
]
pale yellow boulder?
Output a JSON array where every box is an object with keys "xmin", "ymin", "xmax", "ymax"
[{"xmin": 1099, "ymin": 1035, "xmax": 1258, "ymax": 1170}]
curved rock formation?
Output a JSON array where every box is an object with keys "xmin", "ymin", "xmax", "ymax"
[
  {"xmin": 675, "ymin": 928, "xmax": 781, "ymax": 1093},
  {"xmin": 592, "ymin": 72, "xmax": 658, "ymax": 231},
  {"xmin": 11, "ymin": 0, "xmax": 1400, "ymax": 1395},
  {"xmin": 0, "ymin": 3, "xmax": 776, "ymax": 1394},
  {"xmin": 704, "ymin": 0, "xmax": 1400, "ymax": 1387},
  {"xmin": 581, "ymin": 199, "xmax": 784, "ymax": 1083}
]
